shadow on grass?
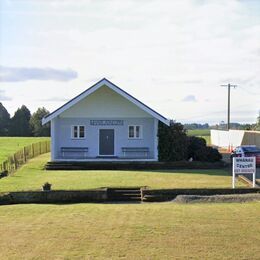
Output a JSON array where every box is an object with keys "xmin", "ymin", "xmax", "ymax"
[
  {"xmin": 40, "ymin": 168, "xmax": 231, "ymax": 177},
  {"xmin": 148, "ymin": 169, "xmax": 231, "ymax": 176},
  {"xmin": 103, "ymin": 168, "xmax": 231, "ymax": 177}
]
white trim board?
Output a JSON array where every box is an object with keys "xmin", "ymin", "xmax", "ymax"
[
  {"xmin": 54, "ymin": 158, "xmax": 158, "ymax": 162},
  {"xmin": 42, "ymin": 78, "xmax": 170, "ymax": 126}
]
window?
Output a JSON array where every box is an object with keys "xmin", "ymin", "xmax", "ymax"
[
  {"xmin": 129, "ymin": 126, "xmax": 135, "ymax": 138},
  {"xmin": 71, "ymin": 125, "xmax": 85, "ymax": 139},
  {"xmin": 128, "ymin": 125, "xmax": 142, "ymax": 139},
  {"xmin": 79, "ymin": 126, "xmax": 85, "ymax": 138}
]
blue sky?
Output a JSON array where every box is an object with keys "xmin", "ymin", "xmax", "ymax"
[{"xmin": 0, "ymin": 0, "xmax": 260, "ymax": 124}]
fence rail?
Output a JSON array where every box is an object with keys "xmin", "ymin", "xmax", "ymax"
[{"xmin": 0, "ymin": 141, "xmax": 50, "ymax": 177}]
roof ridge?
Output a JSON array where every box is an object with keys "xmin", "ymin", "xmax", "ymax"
[{"xmin": 42, "ymin": 79, "xmax": 169, "ymax": 126}]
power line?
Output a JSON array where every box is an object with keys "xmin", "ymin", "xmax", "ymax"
[{"xmin": 221, "ymin": 83, "xmax": 237, "ymax": 130}]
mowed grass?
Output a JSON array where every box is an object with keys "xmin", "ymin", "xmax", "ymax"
[
  {"xmin": 0, "ymin": 153, "xmax": 245, "ymax": 192},
  {"xmin": 0, "ymin": 137, "xmax": 50, "ymax": 163},
  {"xmin": 0, "ymin": 203, "xmax": 259, "ymax": 259}
]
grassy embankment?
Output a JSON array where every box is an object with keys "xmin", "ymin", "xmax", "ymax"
[
  {"xmin": 0, "ymin": 153, "xmax": 245, "ymax": 192},
  {"xmin": 0, "ymin": 137, "xmax": 50, "ymax": 164}
]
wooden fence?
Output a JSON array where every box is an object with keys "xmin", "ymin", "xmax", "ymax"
[{"xmin": 0, "ymin": 141, "xmax": 50, "ymax": 177}]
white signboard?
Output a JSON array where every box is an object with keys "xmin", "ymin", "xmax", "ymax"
[{"xmin": 232, "ymin": 157, "xmax": 256, "ymax": 188}]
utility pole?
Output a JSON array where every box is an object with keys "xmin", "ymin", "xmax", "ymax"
[{"xmin": 221, "ymin": 83, "xmax": 237, "ymax": 130}]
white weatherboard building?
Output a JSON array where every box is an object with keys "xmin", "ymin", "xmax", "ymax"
[
  {"xmin": 211, "ymin": 129, "xmax": 260, "ymax": 149},
  {"xmin": 42, "ymin": 78, "xmax": 170, "ymax": 161}
]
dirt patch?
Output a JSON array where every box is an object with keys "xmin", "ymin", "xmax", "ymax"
[{"xmin": 173, "ymin": 193, "xmax": 260, "ymax": 203}]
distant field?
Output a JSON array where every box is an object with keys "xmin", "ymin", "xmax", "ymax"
[
  {"xmin": 187, "ymin": 129, "xmax": 211, "ymax": 145},
  {"xmin": 0, "ymin": 137, "xmax": 50, "ymax": 163},
  {"xmin": 187, "ymin": 129, "xmax": 210, "ymax": 136},
  {"xmin": 0, "ymin": 153, "xmax": 245, "ymax": 192}
]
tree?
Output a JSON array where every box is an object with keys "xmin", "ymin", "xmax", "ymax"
[
  {"xmin": 30, "ymin": 107, "xmax": 50, "ymax": 136},
  {"xmin": 158, "ymin": 120, "xmax": 222, "ymax": 162},
  {"xmin": 0, "ymin": 102, "xmax": 10, "ymax": 136},
  {"xmin": 158, "ymin": 120, "xmax": 188, "ymax": 161},
  {"xmin": 255, "ymin": 112, "xmax": 260, "ymax": 131},
  {"xmin": 9, "ymin": 105, "xmax": 32, "ymax": 136}
]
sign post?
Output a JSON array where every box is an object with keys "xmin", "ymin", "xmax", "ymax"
[{"xmin": 232, "ymin": 157, "xmax": 256, "ymax": 188}]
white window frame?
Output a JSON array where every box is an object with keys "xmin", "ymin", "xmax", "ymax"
[
  {"xmin": 71, "ymin": 125, "xmax": 86, "ymax": 139},
  {"xmin": 128, "ymin": 125, "xmax": 142, "ymax": 139}
]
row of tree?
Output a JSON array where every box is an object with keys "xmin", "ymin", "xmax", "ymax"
[
  {"xmin": 211, "ymin": 121, "xmax": 260, "ymax": 131},
  {"xmin": 183, "ymin": 123, "xmax": 209, "ymax": 130},
  {"xmin": 184, "ymin": 118, "xmax": 260, "ymax": 131},
  {"xmin": 0, "ymin": 103, "xmax": 50, "ymax": 137},
  {"xmin": 257, "ymin": 114, "xmax": 260, "ymax": 130}
]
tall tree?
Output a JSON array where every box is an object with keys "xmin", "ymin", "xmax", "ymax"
[
  {"xmin": 158, "ymin": 120, "xmax": 188, "ymax": 161},
  {"xmin": 0, "ymin": 102, "xmax": 10, "ymax": 136},
  {"xmin": 10, "ymin": 105, "xmax": 32, "ymax": 136},
  {"xmin": 30, "ymin": 107, "xmax": 50, "ymax": 136}
]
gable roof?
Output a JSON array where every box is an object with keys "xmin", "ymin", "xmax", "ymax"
[{"xmin": 42, "ymin": 78, "xmax": 170, "ymax": 125}]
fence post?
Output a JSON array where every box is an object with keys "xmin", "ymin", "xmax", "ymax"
[
  {"xmin": 7, "ymin": 161, "xmax": 9, "ymax": 173},
  {"xmin": 32, "ymin": 143, "xmax": 34, "ymax": 157},
  {"xmin": 23, "ymin": 147, "xmax": 26, "ymax": 163},
  {"xmin": 13, "ymin": 154, "xmax": 17, "ymax": 170},
  {"xmin": 2, "ymin": 161, "xmax": 6, "ymax": 174},
  {"xmin": 1, "ymin": 141, "xmax": 50, "ymax": 177}
]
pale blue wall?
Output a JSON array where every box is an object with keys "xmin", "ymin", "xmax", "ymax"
[
  {"xmin": 52, "ymin": 117, "xmax": 156, "ymax": 159},
  {"xmin": 51, "ymin": 85, "xmax": 159, "ymax": 160}
]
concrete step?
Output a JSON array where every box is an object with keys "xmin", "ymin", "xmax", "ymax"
[{"xmin": 107, "ymin": 188, "xmax": 142, "ymax": 202}]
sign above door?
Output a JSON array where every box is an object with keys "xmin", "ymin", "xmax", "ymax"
[{"xmin": 90, "ymin": 120, "xmax": 124, "ymax": 126}]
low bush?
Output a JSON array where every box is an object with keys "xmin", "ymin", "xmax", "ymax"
[
  {"xmin": 42, "ymin": 182, "xmax": 52, "ymax": 191},
  {"xmin": 187, "ymin": 136, "xmax": 222, "ymax": 162}
]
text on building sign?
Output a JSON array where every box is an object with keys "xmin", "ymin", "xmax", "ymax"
[{"xmin": 90, "ymin": 120, "xmax": 124, "ymax": 126}]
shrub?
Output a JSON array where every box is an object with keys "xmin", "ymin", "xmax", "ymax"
[
  {"xmin": 158, "ymin": 121, "xmax": 222, "ymax": 162},
  {"xmin": 187, "ymin": 136, "xmax": 222, "ymax": 162},
  {"xmin": 158, "ymin": 121, "xmax": 188, "ymax": 162},
  {"xmin": 42, "ymin": 182, "xmax": 52, "ymax": 191},
  {"xmin": 205, "ymin": 146, "xmax": 222, "ymax": 162}
]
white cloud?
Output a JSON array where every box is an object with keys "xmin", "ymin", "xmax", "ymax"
[
  {"xmin": 0, "ymin": 90, "xmax": 12, "ymax": 101},
  {"xmin": 0, "ymin": 66, "xmax": 78, "ymax": 82},
  {"xmin": 0, "ymin": 0, "xmax": 259, "ymax": 123},
  {"xmin": 182, "ymin": 95, "xmax": 197, "ymax": 102}
]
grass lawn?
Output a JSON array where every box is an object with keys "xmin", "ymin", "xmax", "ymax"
[
  {"xmin": 0, "ymin": 137, "xmax": 50, "ymax": 163},
  {"xmin": 0, "ymin": 153, "xmax": 245, "ymax": 192},
  {"xmin": 0, "ymin": 203, "xmax": 259, "ymax": 259},
  {"xmin": 0, "ymin": 149, "xmax": 257, "ymax": 259}
]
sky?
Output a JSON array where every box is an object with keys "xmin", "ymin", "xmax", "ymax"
[{"xmin": 0, "ymin": 0, "xmax": 260, "ymax": 124}]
